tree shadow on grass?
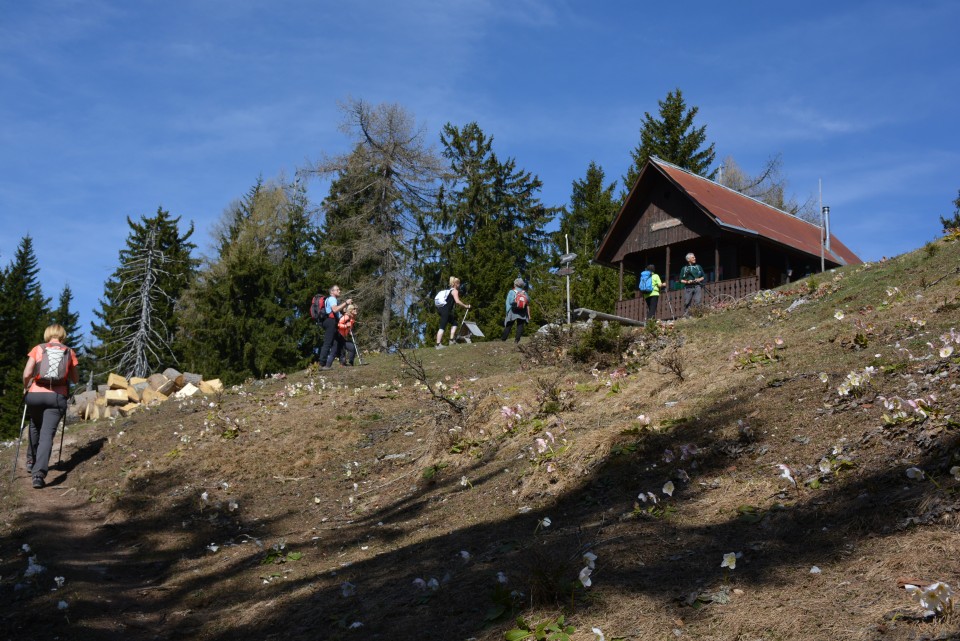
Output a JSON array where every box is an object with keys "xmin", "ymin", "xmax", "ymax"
[{"xmin": 1, "ymin": 380, "xmax": 956, "ymax": 641}]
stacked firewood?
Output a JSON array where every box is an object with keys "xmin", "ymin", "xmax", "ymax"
[{"xmin": 69, "ymin": 368, "xmax": 223, "ymax": 422}]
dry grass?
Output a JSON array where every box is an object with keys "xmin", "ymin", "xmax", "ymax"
[{"xmin": 2, "ymin": 239, "xmax": 960, "ymax": 640}]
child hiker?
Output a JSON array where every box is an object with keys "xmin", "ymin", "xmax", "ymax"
[{"xmin": 335, "ymin": 304, "xmax": 358, "ymax": 366}]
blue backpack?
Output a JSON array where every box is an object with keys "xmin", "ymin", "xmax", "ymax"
[{"xmin": 638, "ymin": 271, "xmax": 654, "ymax": 293}]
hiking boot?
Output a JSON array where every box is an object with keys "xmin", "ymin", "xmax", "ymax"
[
  {"xmin": 435, "ymin": 344, "xmax": 445, "ymax": 349},
  {"xmin": 26, "ymin": 458, "xmax": 34, "ymax": 473},
  {"xmin": 32, "ymin": 475, "xmax": 45, "ymax": 489}
]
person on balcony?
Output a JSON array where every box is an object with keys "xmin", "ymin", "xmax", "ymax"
[
  {"xmin": 680, "ymin": 253, "xmax": 705, "ymax": 316},
  {"xmin": 638, "ymin": 264, "xmax": 664, "ymax": 321}
]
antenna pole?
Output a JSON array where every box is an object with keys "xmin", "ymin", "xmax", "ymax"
[
  {"xmin": 819, "ymin": 179, "xmax": 825, "ymax": 273},
  {"xmin": 565, "ymin": 234, "xmax": 571, "ymax": 326}
]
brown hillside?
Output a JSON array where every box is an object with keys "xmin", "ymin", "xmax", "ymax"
[{"xmin": 2, "ymin": 237, "xmax": 960, "ymax": 641}]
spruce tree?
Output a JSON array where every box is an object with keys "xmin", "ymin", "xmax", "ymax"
[
  {"xmin": 551, "ymin": 162, "xmax": 624, "ymax": 314},
  {"xmin": 419, "ymin": 122, "xmax": 558, "ymax": 339},
  {"xmin": 0, "ymin": 236, "xmax": 51, "ymax": 436},
  {"xmin": 91, "ymin": 208, "xmax": 197, "ymax": 379},
  {"xmin": 623, "ymin": 88, "xmax": 716, "ymax": 195},
  {"xmin": 941, "ymin": 190, "xmax": 960, "ymax": 232},
  {"xmin": 177, "ymin": 179, "xmax": 318, "ymax": 382}
]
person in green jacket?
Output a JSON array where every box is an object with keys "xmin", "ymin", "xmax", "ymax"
[
  {"xmin": 639, "ymin": 264, "xmax": 664, "ymax": 320},
  {"xmin": 679, "ymin": 252, "xmax": 705, "ymax": 316}
]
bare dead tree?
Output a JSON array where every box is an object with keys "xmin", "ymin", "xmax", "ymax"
[
  {"xmin": 303, "ymin": 99, "xmax": 447, "ymax": 350},
  {"xmin": 395, "ymin": 346, "xmax": 465, "ymax": 414},
  {"xmin": 719, "ymin": 154, "xmax": 818, "ymax": 223},
  {"xmin": 101, "ymin": 225, "xmax": 180, "ymax": 378}
]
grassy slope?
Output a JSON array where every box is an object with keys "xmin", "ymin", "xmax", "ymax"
[{"xmin": 2, "ymin": 238, "xmax": 960, "ymax": 641}]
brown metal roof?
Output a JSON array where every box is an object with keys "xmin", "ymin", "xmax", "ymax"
[{"xmin": 654, "ymin": 159, "xmax": 861, "ymax": 265}]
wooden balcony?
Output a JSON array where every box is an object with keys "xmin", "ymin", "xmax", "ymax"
[{"xmin": 615, "ymin": 276, "xmax": 760, "ymax": 321}]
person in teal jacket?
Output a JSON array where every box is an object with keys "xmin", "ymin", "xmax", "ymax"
[{"xmin": 679, "ymin": 253, "xmax": 705, "ymax": 316}]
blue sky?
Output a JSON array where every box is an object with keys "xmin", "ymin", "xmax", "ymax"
[{"xmin": 2, "ymin": 0, "xmax": 957, "ymax": 338}]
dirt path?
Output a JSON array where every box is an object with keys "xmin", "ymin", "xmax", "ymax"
[{"xmin": 2, "ymin": 433, "xmax": 173, "ymax": 641}]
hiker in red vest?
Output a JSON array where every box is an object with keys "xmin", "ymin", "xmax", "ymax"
[{"xmin": 22, "ymin": 324, "xmax": 79, "ymax": 488}]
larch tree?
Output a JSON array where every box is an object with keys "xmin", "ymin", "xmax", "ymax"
[
  {"xmin": 91, "ymin": 208, "xmax": 197, "ymax": 379},
  {"xmin": 623, "ymin": 88, "xmax": 716, "ymax": 196},
  {"xmin": 304, "ymin": 99, "xmax": 446, "ymax": 350},
  {"xmin": 718, "ymin": 154, "xmax": 818, "ymax": 223}
]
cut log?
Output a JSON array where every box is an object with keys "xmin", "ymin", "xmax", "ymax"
[
  {"xmin": 95, "ymin": 395, "xmax": 108, "ymax": 407},
  {"xmin": 101, "ymin": 406, "xmax": 115, "ymax": 419},
  {"xmin": 107, "ymin": 373, "xmax": 129, "ymax": 390},
  {"xmin": 125, "ymin": 386, "xmax": 141, "ymax": 403},
  {"xmin": 199, "ymin": 379, "xmax": 224, "ymax": 395},
  {"xmin": 147, "ymin": 373, "xmax": 169, "ymax": 390},
  {"xmin": 183, "ymin": 372, "xmax": 203, "ymax": 386},
  {"xmin": 162, "ymin": 368, "xmax": 185, "ymax": 389},
  {"xmin": 141, "ymin": 388, "xmax": 169, "ymax": 405},
  {"xmin": 73, "ymin": 390, "xmax": 98, "ymax": 408},
  {"xmin": 129, "ymin": 376, "xmax": 148, "ymax": 386},
  {"xmin": 82, "ymin": 403, "xmax": 98, "ymax": 421},
  {"xmin": 173, "ymin": 382, "xmax": 200, "ymax": 399},
  {"xmin": 148, "ymin": 374, "xmax": 176, "ymax": 395},
  {"xmin": 97, "ymin": 384, "xmax": 109, "ymax": 395},
  {"xmin": 133, "ymin": 381, "xmax": 149, "ymax": 394},
  {"xmin": 119, "ymin": 402, "xmax": 140, "ymax": 417},
  {"xmin": 105, "ymin": 389, "xmax": 128, "ymax": 406}
]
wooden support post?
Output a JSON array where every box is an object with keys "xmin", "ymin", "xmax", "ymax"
[
  {"xmin": 755, "ymin": 240, "xmax": 761, "ymax": 282},
  {"xmin": 714, "ymin": 239, "xmax": 720, "ymax": 282},
  {"xmin": 618, "ymin": 261, "xmax": 624, "ymax": 300},
  {"xmin": 665, "ymin": 246, "xmax": 671, "ymax": 289}
]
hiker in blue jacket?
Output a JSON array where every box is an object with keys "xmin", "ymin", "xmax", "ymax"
[
  {"xmin": 318, "ymin": 285, "xmax": 352, "ymax": 370},
  {"xmin": 639, "ymin": 264, "xmax": 664, "ymax": 320},
  {"xmin": 501, "ymin": 278, "xmax": 530, "ymax": 344}
]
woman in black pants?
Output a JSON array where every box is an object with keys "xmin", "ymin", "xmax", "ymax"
[
  {"xmin": 22, "ymin": 324, "xmax": 78, "ymax": 488},
  {"xmin": 318, "ymin": 285, "xmax": 353, "ymax": 370}
]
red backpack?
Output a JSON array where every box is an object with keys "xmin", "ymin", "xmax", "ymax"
[
  {"xmin": 309, "ymin": 294, "xmax": 327, "ymax": 320},
  {"xmin": 514, "ymin": 290, "xmax": 528, "ymax": 310}
]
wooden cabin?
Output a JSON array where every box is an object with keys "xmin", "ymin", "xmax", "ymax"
[{"xmin": 594, "ymin": 158, "xmax": 861, "ymax": 320}]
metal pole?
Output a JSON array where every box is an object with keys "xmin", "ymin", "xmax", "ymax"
[
  {"xmin": 349, "ymin": 328, "xmax": 363, "ymax": 366},
  {"xmin": 565, "ymin": 235, "xmax": 571, "ymax": 325},
  {"xmin": 11, "ymin": 403, "xmax": 27, "ymax": 481},
  {"xmin": 819, "ymin": 178, "xmax": 825, "ymax": 273}
]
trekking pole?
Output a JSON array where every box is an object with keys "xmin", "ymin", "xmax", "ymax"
[
  {"xmin": 456, "ymin": 306, "xmax": 470, "ymax": 343},
  {"xmin": 349, "ymin": 328, "xmax": 363, "ymax": 366},
  {"xmin": 56, "ymin": 409, "xmax": 66, "ymax": 467},
  {"xmin": 10, "ymin": 403, "xmax": 27, "ymax": 481}
]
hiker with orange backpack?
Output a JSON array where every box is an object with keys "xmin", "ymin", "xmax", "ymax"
[
  {"xmin": 332, "ymin": 304, "xmax": 358, "ymax": 367},
  {"xmin": 21, "ymin": 324, "xmax": 78, "ymax": 489},
  {"xmin": 501, "ymin": 278, "xmax": 531, "ymax": 344}
]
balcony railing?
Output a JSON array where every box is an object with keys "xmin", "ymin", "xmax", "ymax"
[{"xmin": 615, "ymin": 276, "xmax": 760, "ymax": 321}]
